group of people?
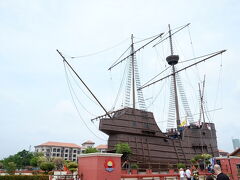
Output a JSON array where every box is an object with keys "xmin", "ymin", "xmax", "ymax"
[{"xmin": 179, "ymin": 164, "xmax": 230, "ymax": 180}]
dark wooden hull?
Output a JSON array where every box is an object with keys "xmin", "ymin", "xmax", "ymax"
[{"xmin": 99, "ymin": 108, "xmax": 219, "ymax": 168}]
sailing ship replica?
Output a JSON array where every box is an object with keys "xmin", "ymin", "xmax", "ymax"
[{"xmin": 57, "ymin": 24, "xmax": 226, "ymax": 169}]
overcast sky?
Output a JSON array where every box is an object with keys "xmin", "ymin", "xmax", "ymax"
[{"xmin": 0, "ymin": 0, "xmax": 239, "ymax": 159}]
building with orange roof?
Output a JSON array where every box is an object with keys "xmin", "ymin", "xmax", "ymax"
[
  {"xmin": 81, "ymin": 140, "xmax": 95, "ymax": 151},
  {"xmin": 96, "ymin": 144, "xmax": 108, "ymax": 153},
  {"xmin": 35, "ymin": 141, "xmax": 81, "ymax": 161},
  {"xmin": 218, "ymin": 149, "xmax": 229, "ymax": 157}
]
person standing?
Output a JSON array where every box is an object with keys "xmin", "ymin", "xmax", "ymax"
[
  {"xmin": 213, "ymin": 164, "xmax": 230, "ymax": 180},
  {"xmin": 185, "ymin": 167, "xmax": 191, "ymax": 180},
  {"xmin": 192, "ymin": 169, "xmax": 199, "ymax": 180},
  {"xmin": 179, "ymin": 168, "xmax": 185, "ymax": 180}
]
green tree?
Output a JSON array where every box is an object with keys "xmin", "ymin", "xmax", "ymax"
[
  {"xmin": 2, "ymin": 150, "xmax": 34, "ymax": 169},
  {"xmin": 40, "ymin": 162, "xmax": 55, "ymax": 173},
  {"xmin": 30, "ymin": 156, "xmax": 39, "ymax": 167},
  {"xmin": 30, "ymin": 153, "xmax": 46, "ymax": 168},
  {"xmin": 5, "ymin": 162, "xmax": 17, "ymax": 175},
  {"xmin": 190, "ymin": 154, "xmax": 212, "ymax": 170},
  {"xmin": 84, "ymin": 147, "xmax": 99, "ymax": 154},
  {"xmin": 52, "ymin": 157, "xmax": 64, "ymax": 170},
  {"xmin": 0, "ymin": 161, "xmax": 3, "ymax": 169},
  {"xmin": 66, "ymin": 162, "xmax": 78, "ymax": 174},
  {"xmin": 177, "ymin": 163, "xmax": 186, "ymax": 169},
  {"xmin": 115, "ymin": 143, "xmax": 132, "ymax": 161},
  {"xmin": 37, "ymin": 156, "xmax": 47, "ymax": 166},
  {"xmin": 190, "ymin": 158, "xmax": 198, "ymax": 168}
]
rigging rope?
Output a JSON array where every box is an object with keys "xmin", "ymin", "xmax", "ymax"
[
  {"xmin": 141, "ymin": 66, "xmax": 171, "ymax": 88},
  {"xmin": 212, "ymin": 54, "xmax": 223, "ymax": 120},
  {"xmin": 134, "ymin": 33, "xmax": 163, "ymax": 44},
  {"xmin": 66, "ymin": 63, "xmax": 97, "ymax": 116},
  {"xmin": 63, "ymin": 61, "xmax": 107, "ymax": 141},
  {"xmin": 70, "ymin": 37, "xmax": 129, "ymax": 59},
  {"xmin": 146, "ymin": 80, "xmax": 165, "ymax": 109},
  {"xmin": 109, "ymin": 45, "xmax": 131, "ymax": 71},
  {"xmin": 66, "ymin": 61, "xmax": 99, "ymax": 107},
  {"xmin": 111, "ymin": 60, "xmax": 128, "ymax": 110}
]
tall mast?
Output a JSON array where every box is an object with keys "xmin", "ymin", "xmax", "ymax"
[
  {"xmin": 131, "ymin": 34, "xmax": 136, "ymax": 109},
  {"xmin": 198, "ymin": 75, "xmax": 206, "ymax": 123},
  {"xmin": 167, "ymin": 24, "xmax": 181, "ymax": 128}
]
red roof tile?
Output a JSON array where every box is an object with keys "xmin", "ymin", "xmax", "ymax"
[
  {"xmin": 96, "ymin": 144, "xmax": 108, "ymax": 149},
  {"xmin": 218, "ymin": 149, "xmax": 228, "ymax": 153},
  {"xmin": 82, "ymin": 140, "xmax": 95, "ymax": 145},
  {"xmin": 36, "ymin": 141, "xmax": 81, "ymax": 148}
]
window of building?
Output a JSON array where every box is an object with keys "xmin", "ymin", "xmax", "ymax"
[
  {"xmin": 65, "ymin": 149, "xmax": 68, "ymax": 153},
  {"xmin": 46, "ymin": 149, "xmax": 50, "ymax": 152},
  {"xmin": 57, "ymin": 149, "xmax": 60, "ymax": 152},
  {"xmin": 73, "ymin": 159, "xmax": 76, "ymax": 161},
  {"xmin": 57, "ymin": 154, "xmax": 59, "ymax": 157},
  {"xmin": 73, "ymin": 154, "xmax": 76, "ymax": 157},
  {"xmin": 73, "ymin": 150, "xmax": 76, "ymax": 153},
  {"xmin": 65, "ymin": 154, "xmax": 68, "ymax": 157},
  {"xmin": 42, "ymin": 149, "xmax": 44, "ymax": 151},
  {"xmin": 52, "ymin": 153, "xmax": 56, "ymax": 156},
  {"xmin": 53, "ymin": 148, "xmax": 56, "ymax": 152},
  {"xmin": 77, "ymin": 151, "xmax": 80, "ymax": 154},
  {"xmin": 236, "ymin": 164, "xmax": 240, "ymax": 174},
  {"xmin": 65, "ymin": 158, "xmax": 68, "ymax": 160}
]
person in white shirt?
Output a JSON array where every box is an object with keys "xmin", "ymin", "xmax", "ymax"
[
  {"xmin": 185, "ymin": 167, "xmax": 191, "ymax": 180},
  {"xmin": 179, "ymin": 168, "xmax": 185, "ymax": 180}
]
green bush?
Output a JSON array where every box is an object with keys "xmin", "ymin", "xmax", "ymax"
[
  {"xmin": 0, "ymin": 175, "xmax": 49, "ymax": 180},
  {"xmin": 115, "ymin": 143, "xmax": 132, "ymax": 161},
  {"xmin": 130, "ymin": 163, "xmax": 138, "ymax": 169},
  {"xmin": 84, "ymin": 147, "xmax": 99, "ymax": 154},
  {"xmin": 177, "ymin": 163, "xmax": 186, "ymax": 169},
  {"xmin": 40, "ymin": 162, "xmax": 55, "ymax": 173}
]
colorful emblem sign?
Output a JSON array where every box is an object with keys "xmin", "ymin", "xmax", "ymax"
[{"xmin": 104, "ymin": 159, "xmax": 115, "ymax": 172}]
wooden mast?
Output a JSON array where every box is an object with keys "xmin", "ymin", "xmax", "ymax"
[
  {"xmin": 131, "ymin": 34, "xmax": 136, "ymax": 109},
  {"xmin": 168, "ymin": 24, "xmax": 181, "ymax": 128}
]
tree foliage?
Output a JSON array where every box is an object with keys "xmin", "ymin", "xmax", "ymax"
[
  {"xmin": 84, "ymin": 147, "xmax": 99, "ymax": 154},
  {"xmin": 52, "ymin": 157, "xmax": 64, "ymax": 170},
  {"xmin": 5, "ymin": 162, "xmax": 17, "ymax": 175},
  {"xmin": 66, "ymin": 162, "xmax": 78, "ymax": 174},
  {"xmin": 1, "ymin": 150, "xmax": 47, "ymax": 170},
  {"xmin": 0, "ymin": 161, "xmax": 3, "ymax": 169},
  {"xmin": 115, "ymin": 143, "xmax": 132, "ymax": 161},
  {"xmin": 39, "ymin": 162, "xmax": 55, "ymax": 173},
  {"xmin": 130, "ymin": 163, "xmax": 138, "ymax": 169},
  {"xmin": 190, "ymin": 154, "xmax": 212, "ymax": 169},
  {"xmin": 0, "ymin": 175, "xmax": 49, "ymax": 180},
  {"xmin": 177, "ymin": 163, "xmax": 186, "ymax": 169}
]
